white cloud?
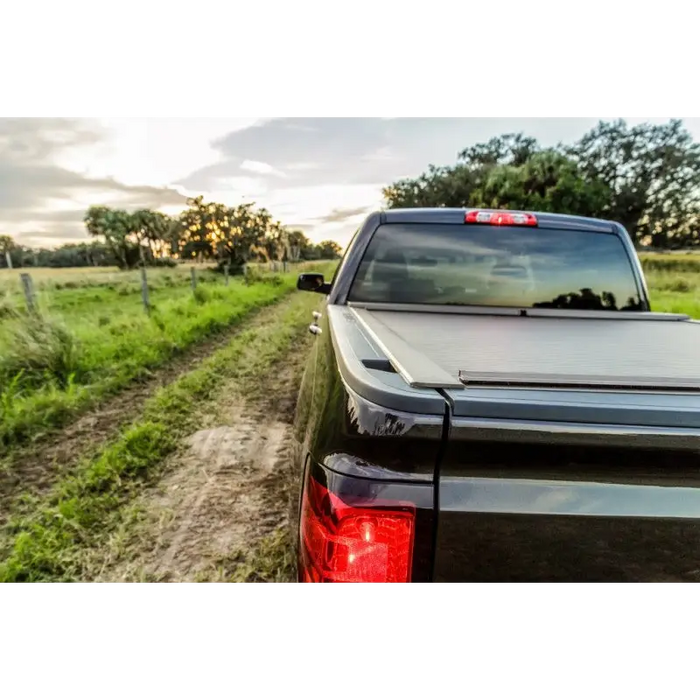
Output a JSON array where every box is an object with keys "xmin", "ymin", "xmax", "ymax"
[
  {"xmin": 240, "ymin": 160, "xmax": 287, "ymax": 177},
  {"xmin": 56, "ymin": 118, "xmax": 263, "ymax": 188}
]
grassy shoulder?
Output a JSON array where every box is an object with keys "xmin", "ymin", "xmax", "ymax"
[
  {"xmin": 0, "ymin": 274, "xmax": 298, "ymax": 453},
  {"xmin": 640, "ymin": 254, "xmax": 700, "ymax": 317},
  {"xmin": 0, "ymin": 290, "xmax": 320, "ymax": 582}
]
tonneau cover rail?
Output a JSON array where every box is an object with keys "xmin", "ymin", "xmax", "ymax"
[
  {"xmin": 459, "ymin": 371, "xmax": 700, "ymax": 393},
  {"xmin": 348, "ymin": 301, "xmax": 691, "ymax": 322}
]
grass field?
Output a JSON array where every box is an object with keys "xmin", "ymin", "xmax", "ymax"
[
  {"xmin": 0, "ymin": 253, "xmax": 698, "ymax": 582},
  {"xmin": 639, "ymin": 253, "xmax": 700, "ymax": 317},
  {"xmin": 0, "ymin": 262, "xmax": 328, "ymax": 454}
]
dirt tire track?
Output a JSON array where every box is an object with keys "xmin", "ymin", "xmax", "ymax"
[
  {"xmin": 95, "ymin": 318, "xmax": 310, "ymax": 582},
  {"xmin": 0, "ymin": 297, "xmax": 293, "ymax": 525}
]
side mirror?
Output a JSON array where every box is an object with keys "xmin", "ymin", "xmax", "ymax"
[{"xmin": 297, "ymin": 273, "xmax": 331, "ymax": 295}]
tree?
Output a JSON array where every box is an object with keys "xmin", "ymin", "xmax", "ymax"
[
  {"xmin": 317, "ymin": 240, "xmax": 343, "ymax": 259},
  {"xmin": 475, "ymin": 150, "xmax": 611, "ymax": 218},
  {"xmin": 0, "ymin": 234, "xmax": 15, "ymax": 268},
  {"xmin": 0, "ymin": 235, "xmax": 14, "ymax": 254},
  {"xmin": 459, "ymin": 133, "xmax": 540, "ymax": 170},
  {"xmin": 175, "ymin": 196, "xmax": 219, "ymax": 262},
  {"xmin": 264, "ymin": 221, "xmax": 290, "ymax": 263},
  {"xmin": 568, "ymin": 119, "xmax": 700, "ymax": 246},
  {"xmin": 174, "ymin": 197, "xmax": 280, "ymax": 271},
  {"xmin": 384, "ymin": 147, "xmax": 608, "ymax": 217},
  {"xmin": 132, "ymin": 210, "xmax": 173, "ymax": 260},
  {"xmin": 384, "ymin": 133, "xmax": 545, "ymax": 210},
  {"xmin": 383, "ymin": 120, "xmax": 700, "ymax": 248},
  {"xmin": 4, "ymin": 240, "xmax": 119, "ymax": 269},
  {"xmin": 219, "ymin": 202, "xmax": 270, "ymax": 267},
  {"xmin": 84, "ymin": 206, "xmax": 141, "ymax": 269},
  {"xmin": 287, "ymin": 229, "xmax": 317, "ymax": 260},
  {"xmin": 3, "ymin": 196, "xmax": 303, "ymax": 270}
]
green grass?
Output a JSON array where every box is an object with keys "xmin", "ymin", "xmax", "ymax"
[
  {"xmin": 223, "ymin": 526, "xmax": 296, "ymax": 583},
  {"xmin": 0, "ymin": 291, "xmax": 319, "ymax": 582},
  {"xmin": 0, "ymin": 265, "xmax": 199, "ymax": 295},
  {"xmin": 0, "ymin": 274, "xmax": 297, "ymax": 453},
  {"xmin": 641, "ymin": 255, "xmax": 700, "ymax": 317}
]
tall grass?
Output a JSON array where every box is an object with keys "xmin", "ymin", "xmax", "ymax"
[
  {"xmin": 0, "ymin": 293, "xmax": 19, "ymax": 321},
  {"xmin": 640, "ymin": 254, "xmax": 700, "ymax": 317},
  {"xmin": 0, "ymin": 315, "xmax": 82, "ymax": 390}
]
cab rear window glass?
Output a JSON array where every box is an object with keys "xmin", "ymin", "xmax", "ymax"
[{"xmin": 347, "ymin": 223, "xmax": 643, "ymax": 311}]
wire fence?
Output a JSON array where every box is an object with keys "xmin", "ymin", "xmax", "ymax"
[{"xmin": 1, "ymin": 260, "xmax": 334, "ymax": 319}]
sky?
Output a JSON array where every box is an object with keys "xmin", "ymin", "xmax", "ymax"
[{"xmin": 2, "ymin": 117, "xmax": 700, "ymax": 251}]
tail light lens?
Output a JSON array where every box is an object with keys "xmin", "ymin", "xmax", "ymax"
[{"xmin": 299, "ymin": 474, "xmax": 415, "ymax": 583}]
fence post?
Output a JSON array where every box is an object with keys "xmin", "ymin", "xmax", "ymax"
[
  {"xmin": 140, "ymin": 267, "xmax": 150, "ymax": 314},
  {"xmin": 191, "ymin": 267, "xmax": 197, "ymax": 292},
  {"xmin": 5, "ymin": 251, "xmax": 12, "ymax": 270},
  {"xmin": 20, "ymin": 273, "xmax": 37, "ymax": 313}
]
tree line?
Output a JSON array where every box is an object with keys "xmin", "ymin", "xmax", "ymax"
[
  {"xmin": 383, "ymin": 119, "xmax": 700, "ymax": 248},
  {"xmin": 0, "ymin": 196, "xmax": 342, "ymax": 270}
]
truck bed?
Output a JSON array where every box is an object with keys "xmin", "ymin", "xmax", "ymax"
[{"xmin": 330, "ymin": 304, "xmax": 700, "ymax": 435}]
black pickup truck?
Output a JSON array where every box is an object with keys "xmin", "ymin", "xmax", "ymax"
[{"xmin": 292, "ymin": 208, "xmax": 700, "ymax": 583}]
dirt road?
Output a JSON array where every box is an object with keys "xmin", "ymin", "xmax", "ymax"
[{"xmin": 94, "ymin": 305, "xmax": 311, "ymax": 582}]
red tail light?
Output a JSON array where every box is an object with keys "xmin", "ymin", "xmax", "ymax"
[
  {"xmin": 465, "ymin": 210, "xmax": 538, "ymax": 227},
  {"xmin": 299, "ymin": 475, "xmax": 415, "ymax": 583}
]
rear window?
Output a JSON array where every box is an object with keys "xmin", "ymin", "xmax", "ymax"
[{"xmin": 347, "ymin": 223, "xmax": 644, "ymax": 311}]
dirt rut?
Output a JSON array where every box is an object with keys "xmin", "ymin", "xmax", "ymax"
[{"xmin": 97, "ymin": 333, "xmax": 307, "ymax": 582}]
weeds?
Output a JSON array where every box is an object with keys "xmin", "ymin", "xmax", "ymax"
[
  {"xmin": 192, "ymin": 286, "xmax": 211, "ymax": 305},
  {"xmin": 0, "ymin": 293, "xmax": 19, "ymax": 320},
  {"xmin": 228, "ymin": 527, "xmax": 296, "ymax": 583},
  {"xmin": 0, "ymin": 314, "xmax": 82, "ymax": 390}
]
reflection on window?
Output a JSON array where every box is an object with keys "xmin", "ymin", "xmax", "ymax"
[{"xmin": 348, "ymin": 223, "xmax": 643, "ymax": 310}]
